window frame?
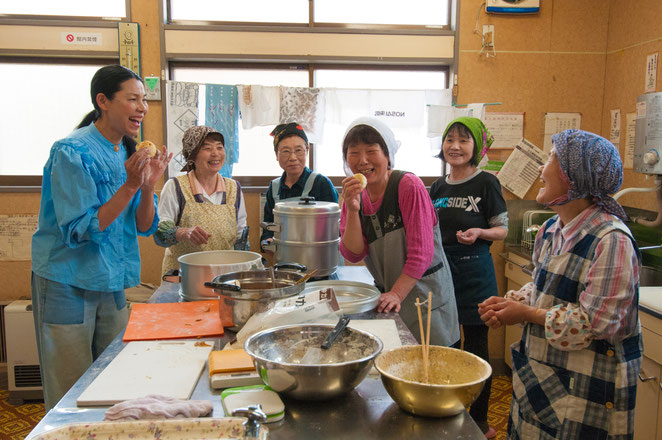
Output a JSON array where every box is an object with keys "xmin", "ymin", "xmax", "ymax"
[
  {"xmin": 0, "ymin": 56, "xmax": 119, "ymax": 188},
  {"xmin": 165, "ymin": 0, "xmax": 452, "ymax": 33},
  {"xmin": 168, "ymin": 61, "xmax": 449, "ymax": 187},
  {"xmin": 0, "ymin": 0, "xmax": 130, "ymax": 22}
]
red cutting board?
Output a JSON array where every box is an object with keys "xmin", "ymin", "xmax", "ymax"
[{"xmin": 123, "ymin": 300, "xmax": 224, "ymax": 342}]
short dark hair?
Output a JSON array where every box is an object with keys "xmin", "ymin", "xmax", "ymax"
[
  {"xmin": 437, "ymin": 122, "xmax": 479, "ymax": 166},
  {"xmin": 342, "ymin": 124, "xmax": 391, "ymax": 169}
]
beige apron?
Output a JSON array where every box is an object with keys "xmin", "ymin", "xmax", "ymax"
[{"xmin": 161, "ymin": 174, "xmax": 238, "ymax": 275}]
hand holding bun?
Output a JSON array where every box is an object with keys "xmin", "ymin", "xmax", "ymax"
[
  {"xmin": 136, "ymin": 140, "xmax": 157, "ymax": 158},
  {"xmin": 354, "ymin": 173, "xmax": 367, "ymax": 189}
]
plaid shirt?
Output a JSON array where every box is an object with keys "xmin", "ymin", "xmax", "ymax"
[
  {"xmin": 509, "ymin": 204, "xmax": 640, "ymax": 348},
  {"xmin": 508, "ymin": 205, "xmax": 642, "ymax": 439}
]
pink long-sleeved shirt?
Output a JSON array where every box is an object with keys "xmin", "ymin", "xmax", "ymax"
[{"xmin": 340, "ymin": 173, "xmax": 437, "ymax": 279}]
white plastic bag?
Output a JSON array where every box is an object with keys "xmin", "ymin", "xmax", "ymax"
[{"xmin": 226, "ymin": 288, "xmax": 342, "ymax": 350}]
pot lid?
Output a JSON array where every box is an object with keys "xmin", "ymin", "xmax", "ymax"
[
  {"xmin": 274, "ymin": 197, "xmax": 340, "ymax": 215},
  {"xmin": 303, "ymin": 281, "xmax": 380, "ymax": 314}
]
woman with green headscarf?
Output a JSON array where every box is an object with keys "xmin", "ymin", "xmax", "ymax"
[{"xmin": 429, "ymin": 116, "xmax": 508, "ymax": 439}]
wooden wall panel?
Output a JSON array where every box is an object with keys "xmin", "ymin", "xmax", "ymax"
[
  {"xmin": 549, "ymin": 0, "xmax": 609, "ymax": 53},
  {"xmin": 607, "ymin": 0, "xmax": 662, "ymax": 52},
  {"xmin": 602, "ymin": 0, "xmax": 662, "ymax": 210}
]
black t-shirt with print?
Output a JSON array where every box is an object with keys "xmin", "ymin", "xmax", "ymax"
[{"xmin": 429, "ymin": 170, "xmax": 507, "ymax": 248}]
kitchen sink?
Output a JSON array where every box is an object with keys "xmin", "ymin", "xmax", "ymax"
[{"xmin": 640, "ymin": 266, "xmax": 662, "ymax": 287}]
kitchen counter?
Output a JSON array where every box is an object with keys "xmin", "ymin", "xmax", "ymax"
[
  {"xmin": 27, "ymin": 266, "xmax": 486, "ymax": 439},
  {"xmin": 640, "ymin": 287, "xmax": 662, "ymax": 319}
]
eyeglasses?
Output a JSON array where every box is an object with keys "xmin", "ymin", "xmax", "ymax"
[{"xmin": 278, "ymin": 148, "xmax": 307, "ymax": 158}]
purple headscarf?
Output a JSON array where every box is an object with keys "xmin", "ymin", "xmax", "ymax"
[{"xmin": 550, "ymin": 129, "xmax": 627, "ymax": 220}]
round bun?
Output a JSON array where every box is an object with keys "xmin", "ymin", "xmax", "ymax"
[
  {"xmin": 354, "ymin": 173, "xmax": 367, "ymax": 189},
  {"xmin": 136, "ymin": 140, "xmax": 157, "ymax": 157}
]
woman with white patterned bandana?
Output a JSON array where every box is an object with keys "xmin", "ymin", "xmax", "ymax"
[{"xmin": 479, "ymin": 129, "xmax": 642, "ymax": 439}]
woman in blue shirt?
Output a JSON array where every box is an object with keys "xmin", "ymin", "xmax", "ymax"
[{"xmin": 31, "ymin": 65, "xmax": 171, "ymax": 410}]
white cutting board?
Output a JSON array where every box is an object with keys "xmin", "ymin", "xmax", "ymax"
[
  {"xmin": 348, "ymin": 319, "xmax": 402, "ymax": 351},
  {"xmin": 77, "ymin": 340, "xmax": 214, "ymax": 406}
]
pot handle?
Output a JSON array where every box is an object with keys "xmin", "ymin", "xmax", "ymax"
[
  {"xmin": 260, "ymin": 221, "xmax": 281, "ymax": 233},
  {"xmin": 204, "ymin": 281, "xmax": 241, "ymax": 291},
  {"xmin": 274, "ymin": 262, "xmax": 307, "ymax": 272},
  {"xmin": 162, "ymin": 269, "xmax": 180, "ymax": 283}
]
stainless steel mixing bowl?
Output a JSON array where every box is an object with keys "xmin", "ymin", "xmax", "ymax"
[
  {"xmin": 244, "ymin": 323, "xmax": 383, "ymax": 400},
  {"xmin": 375, "ymin": 345, "xmax": 492, "ymax": 417}
]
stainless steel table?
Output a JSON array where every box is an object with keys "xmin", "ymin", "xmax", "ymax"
[{"xmin": 27, "ymin": 266, "xmax": 486, "ymax": 439}]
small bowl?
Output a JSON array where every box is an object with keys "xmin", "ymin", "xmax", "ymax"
[
  {"xmin": 244, "ymin": 324, "xmax": 383, "ymax": 400},
  {"xmin": 375, "ymin": 345, "xmax": 492, "ymax": 417}
]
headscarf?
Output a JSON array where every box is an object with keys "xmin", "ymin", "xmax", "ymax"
[
  {"xmin": 181, "ymin": 126, "xmax": 224, "ymax": 172},
  {"xmin": 270, "ymin": 122, "xmax": 308, "ymax": 151},
  {"xmin": 342, "ymin": 117, "xmax": 401, "ymax": 176},
  {"xmin": 550, "ymin": 129, "xmax": 627, "ymax": 220},
  {"xmin": 441, "ymin": 117, "xmax": 494, "ymax": 166}
]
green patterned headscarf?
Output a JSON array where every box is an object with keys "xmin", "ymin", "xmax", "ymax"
[{"xmin": 441, "ymin": 117, "xmax": 494, "ymax": 167}]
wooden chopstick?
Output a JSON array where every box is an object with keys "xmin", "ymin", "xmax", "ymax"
[
  {"xmin": 426, "ymin": 291, "xmax": 432, "ymax": 383},
  {"xmin": 415, "ymin": 297, "xmax": 430, "ymax": 384}
]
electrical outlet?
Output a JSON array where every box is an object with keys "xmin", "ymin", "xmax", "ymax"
[{"xmin": 482, "ymin": 24, "xmax": 495, "ymax": 47}]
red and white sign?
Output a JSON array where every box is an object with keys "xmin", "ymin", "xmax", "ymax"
[{"xmin": 61, "ymin": 32, "xmax": 102, "ymax": 46}]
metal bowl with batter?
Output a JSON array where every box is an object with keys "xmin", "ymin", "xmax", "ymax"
[
  {"xmin": 244, "ymin": 324, "xmax": 383, "ymax": 400},
  {"xmin": 375, "ymin": 345, "xmax": 492, "ymax": 417}
]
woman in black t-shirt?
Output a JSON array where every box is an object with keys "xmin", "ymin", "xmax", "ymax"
[{"xmin": 429, "ymin": 116, "xmax": 508, "ymax": 439}]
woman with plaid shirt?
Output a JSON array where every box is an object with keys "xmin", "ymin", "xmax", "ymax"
[{"xmin": 479, "ymin": 129, "xmax": 642, "ymax": 440}]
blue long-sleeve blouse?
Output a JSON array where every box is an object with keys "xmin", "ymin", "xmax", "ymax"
[{"xmin": 32, "ymin": 123, "xmax": 158, "ymax": 291}]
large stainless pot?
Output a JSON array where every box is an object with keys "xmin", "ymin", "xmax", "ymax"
[
  {"xmin": 204, "ymin": 266, "xmax": 307, "ymax": 331},
  {"xmin": 262, "ymin": 197, "xmax": 340, "ymax": 277},
  {"xmin": 166, "ymin": 250, "xmax": 264, "ymax": 302}
]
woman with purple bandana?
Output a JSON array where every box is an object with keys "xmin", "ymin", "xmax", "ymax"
[{"xmin": 479, "ymin": 129, "xmax": 642, "ymax": 439}]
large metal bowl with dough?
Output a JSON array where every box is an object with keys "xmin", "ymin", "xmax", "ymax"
[
  {"xmin": 375, "ymin": 345, "xmax": 492, "ymax": 417},
  {"xmin": 244, "ymin": 323, "xmax": 383, "ymax": 400}
]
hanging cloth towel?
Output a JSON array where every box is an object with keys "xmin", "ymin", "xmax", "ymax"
[
  {"xmin": 206, "ymin": 84, "xmax": 239, "ymax": 178},
  {"xmin": 166, "ymin": 81, "xmax": 200, "ymax": 177},
  {"xmin": 279, "ymin": 86, "xmax": 325, "ymax": 143},
  {"xmin": 237, "ymin": 85, "xmax": 281, "ymax": 129}
]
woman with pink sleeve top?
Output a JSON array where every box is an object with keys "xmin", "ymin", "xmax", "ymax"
[{"xmin": 339, "ymin": 117, "xmax": 459, "ymax": 347}]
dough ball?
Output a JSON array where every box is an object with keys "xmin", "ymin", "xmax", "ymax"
[
  {"xmin": 136, "ymin": 140, "xmax": 157, "ymax": 157},
  {"xmin": 354, "ymin": 173, "xmax": 367, "ymax": 189}
]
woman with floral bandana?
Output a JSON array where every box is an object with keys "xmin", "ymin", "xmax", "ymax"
[{"xmin": 479, "ymin": 129, "xmax": 642, "ymax": 440}]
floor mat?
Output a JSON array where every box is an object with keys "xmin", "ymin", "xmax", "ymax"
[
  {"xmin": 487, "ymin": 375, "xmax": 513, "ymax": 439},
  {"xmin": 0, "ymin": 390, "xmax": 45, "ymax": 440}
]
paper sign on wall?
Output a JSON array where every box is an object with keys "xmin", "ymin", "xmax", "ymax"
[
  {"xmin": 610, "ymin": 109, "xmax": 621, "ymax": 147},
  {"xmin": 497, "ymin": 138, "xmax": 547, "ymax": 199},
  {"xmin": 543, "ymin": 112, "xmax": 581, "ymax": 153},
  {"xmin": 484, "ymin": 112, "xmax": 524, "ymax": 149},
  {"xmin": 646, "ymin": 52, "xmax": 658, "ymax": 93},
  {"xmin": 624, "ymin": 112, "xmax": 636, "ymax": 169},
  {"xmin": 0, "ymin": 215, "xmax": 38, "ymax": 261}
]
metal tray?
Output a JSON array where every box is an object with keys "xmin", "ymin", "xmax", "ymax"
[
  {"xmin": 31, "ymin": 417, "xmax": 268, "ymax": 439},
  {"xmin": 303, "ymin": 280, "xmax": 380, "ymax": 314}
]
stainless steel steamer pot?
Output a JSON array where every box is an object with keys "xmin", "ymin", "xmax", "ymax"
[
  {"xmin": 262, "ymin": 198, "xmax": 340, "ymax": 277},
  {"xmin": 164, "ymin": 250, "xmax": 264, "ymax": 301}
]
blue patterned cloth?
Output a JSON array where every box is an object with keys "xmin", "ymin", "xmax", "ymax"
[
  {"xmin": 551, "ymin": 129, "xmax": 627, "ymax": 220},
  {"xmin": 205, "ymin": 84, "xmax": 239, "ymax": 178}
]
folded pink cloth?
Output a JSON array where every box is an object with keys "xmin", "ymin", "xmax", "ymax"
[{"xmin": 103, "ymin": 394, "xmax": 213, "ymax": 421}]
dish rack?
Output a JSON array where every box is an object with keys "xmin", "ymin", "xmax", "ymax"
[{"xmin": 522, "ymin": 210, "xmax": 555, "ymax": 249}]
